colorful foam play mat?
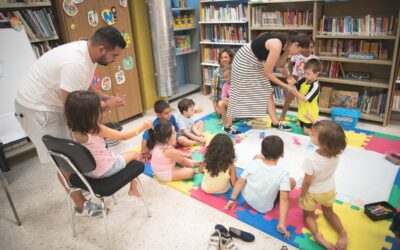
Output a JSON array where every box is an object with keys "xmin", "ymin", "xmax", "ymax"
[{"xmin": 138, "ymin": 113, "xmax": 400, "ymax": 249}]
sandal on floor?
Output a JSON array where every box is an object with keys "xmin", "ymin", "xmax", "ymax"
[
  {"xmin": 215, "ymin": 224, "xmax": 232, "ymax": 239},
  {"xmin": 220, "ymin": 237, "xmax": 238, "ymax": 250},
  {"xmin": 229, "ymin": 226, "xmax": 255, "ymax": 242},
  {"xmin": 207, "ymin": 230, "xmax": 221, "ymax": 250}
]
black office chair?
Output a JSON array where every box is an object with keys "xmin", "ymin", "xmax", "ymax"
[{"xmin": 42, "ymin": 135, "xmax": 151, "ymax": 249}]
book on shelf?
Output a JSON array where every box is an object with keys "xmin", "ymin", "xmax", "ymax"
[
  {"xmin": 200, "ymin": 4, "xmax": 247, "ymax": 22},
  {"xmin": 359, "ymin": 89, "xmax": 387, "ymax": 116},
  {"xmin": 319, "ymin": 15, "xmax": 397, "ymax": 36},
  {"xmin": 203, "ymin": 66, "xmax": 217, "ymax": 86},
  {"xmin": 317, "ymin": 39, "xmax": 389, "ymax": 60},
  {"xmin": 175, "ymin": 34, "xmax": 191, "ymax": 52},
  {"xmin": 0, "ymin": 8, "xmax": 57, "ymax": 40},
  {"xmin": 319, "ymin": 86, "xmax": 333, "ymax": 108},
  {"xmin": 202, "ymin": 24, "xmax": 247, "ymax": 43},
  {"xmin": 330, "ymin": 90, "xmax": 359, "ymax": 108},
  {"xmin": 392, "ymin": 91, "xmax": 400, "ymax": 111},
  {"xmin": 202, "ymin": 47, "xmax": 220, "ymax": 64},
  {"xmin": 31, "ymin": 40, "xmax": 59, "ymax": 57},
  {"xmin": 251, "ymin": 7, "xmax": 313, "ymax": 27},
  {"xmin": 320, "ymin": 61, "xmax": 345, "ymax": 78}
]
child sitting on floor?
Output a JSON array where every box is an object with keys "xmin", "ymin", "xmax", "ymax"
[
  {"xmin": 199, "ymin": 134, "xmax": 237, "ymax": 194},
  {"xmin": 225, "ymin": 135, "xmax": 296, "ymax": 239},
  {"xmin": 297, "ymin": 120, "xmax": 347, "ymax": 250},
  {"xmin": 176, "ymin": 98, "xmax": 206, "ymax": 146},
  {"xmin": 141, "ymin": 100, "xmax": 179, "ymax": 162},
  {"xmin": 150, "ymin": 121, "xmax": 195, "ymax": 182},
  {"xmin": 65, "ymin": 91, "xmax": 153, "ymax": 197},
  {"xmin": 287, "ymin": 58, "xmax": 321, "ymax": 135},
  {"xmin": 218, "ymin": 65, "xmax": 231, "ymax": 125}
]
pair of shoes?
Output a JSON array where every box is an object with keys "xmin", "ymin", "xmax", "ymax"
[
  {"xmin": 216, "ymin": 224, "xmax": 255, "ymax": 243},
  {"xmin": 271, "ymin": 122, "xmax": 293, "ymax": 132},
  {"xmin": 224, "ymin": 126, "xmax": 241, "ymax": 135},
  {"xmin": 207, "ymin": 229, "xmax": 238, "ymax": 250},
  {"xmin": 74, "ymin": 199, "xmax": 103, "ymax": 218}
]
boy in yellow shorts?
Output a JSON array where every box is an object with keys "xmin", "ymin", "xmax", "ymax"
[{"xmin": 288, "ymin": 58, "xmax": 321, "ymax": 135}]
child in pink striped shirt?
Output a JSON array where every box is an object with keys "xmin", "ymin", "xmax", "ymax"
[
  {"xmin": 218, "ymin": 65, "xmax": 231, "ymax": 125},
  {"xmin": 65, "ymin": 91, "xmax": 153, "ymax": 197}
]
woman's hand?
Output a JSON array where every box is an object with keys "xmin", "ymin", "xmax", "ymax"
[
  {"xmin": 277, "ymin": 223, "xmax": 291, "ymax": 239},
  {"xmin": 107, "ymin": 95, "xmax": 126, "ymax": 109},
  {"xmin": 224, "ymin": 200, "xmax": 236, "ymax": 211},
  {"xmin": 143, "ymin": 120, "xmax": 153, "ymax": 130}
]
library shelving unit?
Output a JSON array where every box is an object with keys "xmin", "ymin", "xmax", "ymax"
[
  {"xmin": 170, "ymin": 6, "xmax": 202, "ymax": 101},
  {"xmin": 199, "ymin": 0, "xmax": 249, "ymax": 95},
  {"xmin": 0, "ymin": 0, "xmax": 60, "ymax": 58},
  {"xmin": 249, "ymin": 0, "xmax": 400, "ymax": 126}
]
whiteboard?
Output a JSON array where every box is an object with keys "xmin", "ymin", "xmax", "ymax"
[
  {"xmin": 0, "ymin": 28, "xmax": 36, "ymax": 143},
  {"xmin": 0, "ymin": 28, "xmax": 36, "ymax": 115}
]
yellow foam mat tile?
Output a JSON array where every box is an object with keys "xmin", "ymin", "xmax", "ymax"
[{"xmin": 344, "ymin": 131, "xmax": 370, "ymax": 148}]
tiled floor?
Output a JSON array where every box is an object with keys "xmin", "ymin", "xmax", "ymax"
[{"xmin": 1, "ymin": 92, "xmax": 399, "ymax": 250}]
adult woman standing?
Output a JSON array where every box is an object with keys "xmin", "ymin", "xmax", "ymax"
[
  {"xmin": 224, "ymin": 33, "xmax": 310, "ymax": 134},
  {"xmin": 210, "ymin": 48, "xmax": 235, "ymax": 117}
]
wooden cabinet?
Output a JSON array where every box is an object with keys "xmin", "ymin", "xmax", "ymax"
[{"xmin": 53, "ymin": 0, "xmax": 142, "ymax": 122}]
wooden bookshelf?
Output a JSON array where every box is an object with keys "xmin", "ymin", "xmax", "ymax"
[
  {"xmin": 251, "ymin": 26, "xmax": 313, "ymax": 31},
  {"xmin": 29, "ymin": 35, "xmax": 59, "ymax": 43},
  {"xmin": 249, "ymin": 0, "xmax": 318, "ymax": 4},
  {"xmin": 174, "ymin": 26, "xmax": 197, "ymax": 31},
  {"xmin": 315, "ymin": 35, "xmax": 397, "ymax": 40},
  {"xmin": 176, "ymin": 49, "xmax": 198, "ymax": 56},
  {"xmin": 318, "ymin": 56, "xmax": 392, "ymax": 65},
  {"xmin": 199, "ymin": 0, "xmax": 248, "ymax": 95},
  {"xmin": 0, "ymin": 1, "xmax": 51, "ymax": 9}
]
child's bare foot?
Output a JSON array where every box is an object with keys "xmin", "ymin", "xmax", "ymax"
[
  {"xmin": 336, "ymin": 231, "xmax": 347, "ymax": 250},
  {"xmin": 314, "ymin": 232, "xmax": 335, "ymax": 250},
  {"xmin": 128, "ymin": 189, "xmax": 142, "ymax": 198}
]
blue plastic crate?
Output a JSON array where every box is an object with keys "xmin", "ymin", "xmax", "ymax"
[{"xmin": 330, "ymin": 107, "xmax": 361, "ymax": 130}]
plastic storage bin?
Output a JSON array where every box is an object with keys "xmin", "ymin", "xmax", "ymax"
[{"xmin": 330, "ymin": 107, "xmax": 361, "ymax": 130}]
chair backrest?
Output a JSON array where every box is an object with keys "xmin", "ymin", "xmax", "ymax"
[{"xmin": 42, "ymin": 135, "xmax": 96, "ymax": 174}]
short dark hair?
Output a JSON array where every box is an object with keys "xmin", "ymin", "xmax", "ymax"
[
  {"xmin": 90, "ymin": 27, "xmax": 126, "ymax": 50},
  {"xmin": 178, "ymin": 98, "xmax": 195, "ymax": 113},
  {"xmin": 288, "ymin": 33, "xmax": 311, "ymax": 48},
  {"xmin": 154, "ymin": 100, "xmax": 170, "ymax": 114},
  {"xmin": 312, "ymin": 120, "xmax": 347, "ymax": 158},
  {"xmin": 65, "ymin": 91, "xmax": 101, "ymax": 134},
  {"xmin": 304, "ymin": 58, "xmax": 321, "ymax": 73},
  {"xmin": 204, "ymin": 134, "xmax": 236, "ymax": 177},
  {"xmin": 153, "ymin": 121, "xmax": 173, "ymax": 144},
  {"xmin": 218, "ymin": 48, "xmax": 235, "ymax": 65},
  {"xmin": 261, "ymin": 135, "xmax": 284, "ymax": 160}
]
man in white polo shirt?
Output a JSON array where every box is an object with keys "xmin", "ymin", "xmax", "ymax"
[{"xmin": 15, "ymin": 26, "xmax": 126, "ymax": 217}]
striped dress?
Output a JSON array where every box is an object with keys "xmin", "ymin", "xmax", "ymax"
[
  {"xmin": 227, "ymin": 35, "xmax": 285, "ymax": 119},
  {"xmin": 82, "ymin": 134, "xmax": 117, "ymax": 177}
]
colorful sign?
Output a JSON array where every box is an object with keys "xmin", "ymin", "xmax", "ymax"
[
  {"xmin": 101, "ymin": 9, "xmax": 115, "ymax": 25},
  {"xmin": 63, "ymin": 0, "xmax": 78, "ymax": 17}
]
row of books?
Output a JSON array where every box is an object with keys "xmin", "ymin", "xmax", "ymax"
[
  {"xmin": 317, "ymin": 39, "xmax": 389, "ymax": 60},
  {"xmin": 200, "ymin": 4, "xmax": 247, "ymax": 22},
  {"xmin": 319, "ymin": 15, "xmax": 397, "ymax": 36},
  {"xmin": 320, "ymin": 61, "xmax": 344, "ymax": 78},
  {"xmin": 202, "ymin": 47, "xmax": 221, "ymax": 64},
  {"xmin": 202, "ymin": 24, "xmax": 247, "ymax": 43},
  {"xmin": 359, "ymin": 89, "xmax": 387, "ymax": 115},
  {"xmin": 392, "ymin": 91, "xmax": 400, "ymax": 111},
  {"xmin": 31, "ymin": 40, "xmax": 59, "ymax": 58},
  {"xmin": 203, "ymin": 66, "xmax": 217, "ymax": 86},
  {"xmin": 251, "ymin": 7, "xmax": 313, "ymax": 27},
  {"xmin": 273, "ymin": 86, "xmax": 298, "ymax": 106},
  {"xmin": 0, "ymin": 9, "xmax": 57, "ymax": 39}
]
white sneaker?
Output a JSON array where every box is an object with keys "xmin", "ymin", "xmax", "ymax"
[
  {"xmin": 74, "ymin": 200, "xmax": 103, "ymax": 218},
  {"xmin": 220, "ymin": 237, "xmax": 238, "ymax": 250},
  {"xmin": 207, "ymin": 230, "xmax": 221, "ymax": 250}
]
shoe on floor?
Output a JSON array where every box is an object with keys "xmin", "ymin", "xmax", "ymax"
[
  {"xmin": 229, "ymin": 226, "xmax": 255, "ymax": 242},
  {"xmin": 207, "ymin": 229, "xmax": 221, "ymax": 250},
  {"xmin": 224, "ymin": 126, "xmax": 241, "ymax": 135},
  {"xmin": 220, "ymin": 236, "xmax": 238, "ymax": 250},
  {"xmin": 74, "ymin": 199, "xmax": 103, "ymax": 218},
  {"xmin": 271, "ymin": 122, "xmax": 293, "ymax": 132},
  {"xmin": 215, "ymin": 224, "xmax": 232, "ymax": 239}
]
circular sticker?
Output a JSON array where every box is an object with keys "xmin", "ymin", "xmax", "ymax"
[
  {"xmin": 73, "ymin": 0, "xmax": 84, "ymax": 3},
  {"xmin": 122, "ymin": 55, "xmax": 134, "ymax": 71},
  {"xmin": 63, "ymin": 0, "xmax": 78, "ymax": 17},
  {"xmin": 101, "ymin": 76, "xmax": 112, "ymax": 91},
  {"xmin": 119, "ymin": 0, "xmax": 127, "ymax": 8},
  {"xmin": 115, "ymin": 67, "xmax": 126, "ymax": 85},
  {"xmin": 101, "ymin": 9, "xmax": 115, "ymax": 25},
  {"xmin": 121, "ymin": 32, "xmax": 131, "ymax": 48},
  {"xmin": 92, "ymin": 72, "xmax": 101, "ymax": 89},
  {"xmin": 88, "ymin": 10, "xmax": 98, "ymax": 27}
]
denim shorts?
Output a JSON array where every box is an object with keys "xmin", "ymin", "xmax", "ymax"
[{"xmin": 85, "ymin": 154, "xmax": 126, "ymax": 179}]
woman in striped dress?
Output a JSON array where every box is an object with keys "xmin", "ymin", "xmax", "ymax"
[{"xmin": 224, "ymin": 33, "xmax": 311, "ymax": 134}]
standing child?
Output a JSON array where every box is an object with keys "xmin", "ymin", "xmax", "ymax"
[
  {"xmin": 280, "ymin": 40, "xmax": 318, "ymax": 121},
  {"xmin": 150, "ymin": 121, "xmax": 196, "ymax": 181},
  {"xmin": 297, "ymin": 120, "xmax": 347, "ymax": 250},
  {"xmin": 176, "ymin": 98, "xmax": 206, "ymax": 146},
  {"xmin": 288, "ymin": 59, "xmax": 321, "ymax": 135},
  {"xmin": 199, "ymin": 134, "xmax": 236, "ymax": 194},
  {"xmin": 225, "ymin": 135, "xmax": 296, "ymax": 239},
  {"xmin": 141, "ymin": 100, "xmax": 179, "ymax": 162},
  {"xmin": 65, "ymin": 91, "xmax": 153, "ymax": 198},
  {"xmin": 218, "ymin": 65, "xmax": 231, "ymax": 125}
]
